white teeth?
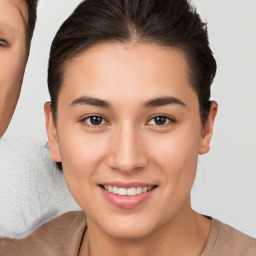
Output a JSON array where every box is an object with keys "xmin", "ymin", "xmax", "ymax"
[
  {"xmin": 113, "ymin": 186, "xmax": 118, "ymax": 194},
  {"xmin": 136, "ymin": 187, "xmax": 143, "ymax": 194},
  {"xmin": 103, "ymin": 185, "xmax": 154, "ymax": 196},
  {"xmin": 127, "ymin": 187, "xmax": 136, "ymax": 196},
  {"xmin": 118, "ymin": 188, "xmax": 127, "ymax": 196}
]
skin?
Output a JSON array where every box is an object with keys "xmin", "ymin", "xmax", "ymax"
[
  {"xmin": 0, "ymin": 0, "xmax": 28, "ymax": 137},
  {"xmin": 45, "ymin": 42, "xmax": 217, "ymax": 256}
]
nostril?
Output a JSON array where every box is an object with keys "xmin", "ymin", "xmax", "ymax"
[
  {"xmin": 108, "ymin": 156, "xmax": 148, "ymax": 173},
  {"xmin": 107, "ymin": 137, "xmax": 148, "ymax": 172}
]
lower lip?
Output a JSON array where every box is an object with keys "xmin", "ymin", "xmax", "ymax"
[{"xmin": 100, "ymin": 186, "xmax": 156, "ymax": 209}]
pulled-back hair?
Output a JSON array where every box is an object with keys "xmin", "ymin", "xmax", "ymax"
[
  {"xmin": 24, "ymin": 0, "xmax": 38, "ymax": 49},
  {"xmin": 48, "ymin": 0, "xmax": 216, "ymax": 124}
]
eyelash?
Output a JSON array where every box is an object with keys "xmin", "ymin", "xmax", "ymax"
[
  {"xmin": 0, "ymin": 39, "xmax": 8, "ymax": 47},
  {"xmin": 80, "ymin": 115, "xmax": 176, "ymax": 128}
]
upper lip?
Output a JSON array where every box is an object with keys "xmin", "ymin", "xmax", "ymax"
[{"xmin": 100, "ymin": 182, "xmax": 157, "ymax": 188}]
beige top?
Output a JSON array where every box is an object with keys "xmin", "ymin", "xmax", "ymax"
[{"xmin": 1, "ymin": 211, "xmax": 256, "ymax": 256}]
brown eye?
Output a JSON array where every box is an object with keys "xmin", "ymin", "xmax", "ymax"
[
  {"xmin": 154, "ymin": 116, "xmax": 167, "ymax": 125},
  {"xmin": 148, "ymin": 116, "xmax": 174, "ymax": 126},
  {"xmin": 83, "ymin": 116, "xmax": 107, "ymax": 126}
]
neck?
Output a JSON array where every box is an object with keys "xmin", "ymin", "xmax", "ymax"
[{"xmin": 79, "ymin": 201, "xmax": 211, "ymax": 256}]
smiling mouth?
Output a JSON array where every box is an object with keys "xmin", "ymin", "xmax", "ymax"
[{"xmin": 99, "ymin": 185, "xmax": 158, "ymax": 196}]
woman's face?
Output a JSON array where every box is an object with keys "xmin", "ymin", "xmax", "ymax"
[
  {"xmin": 46, "ymin": 42, "xmax": 217, "ymax": 239},
  {"xmin": 0, "ymin": 0, "xmax": 28, "ymax": 136}
]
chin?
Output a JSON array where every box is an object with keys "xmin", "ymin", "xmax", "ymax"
[{"xmin": 98, "ymin": 215, "xmax": 157, "ymax": 239}]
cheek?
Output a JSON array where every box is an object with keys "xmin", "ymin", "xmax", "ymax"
[
  {"xmin": 141, "ymin": 125, "xmax": 201, "ymax": 220},
  {"xmin": 0, "ymin": 46, "xmax": 27, "ymax": 92},
  {"xmin": 59, "ymin": 128, "xmax": 107, "ymax": 168},
  {"xmin": 0, "ymin": 44, "xmax": 27, "ymax": 135},
  {"xmin": 152, "ymin": 128, "xmax": 200, "ymax": 161},
  {"xmin": 57, "ymin": 126, "xmax": 108, "ymax": 200},
  {"xmin": 147, "ymin": 123, "xmax": 202, "ymax": 190}
]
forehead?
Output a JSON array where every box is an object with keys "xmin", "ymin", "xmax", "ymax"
[
  {"xmin": 66, "ymin": 43, "xmax": 189, "ymax": 88},
  {"xmin": 60, "ymin": 42, "xmax": 196, "ymax": 106},
  {"xmin": 0, "ymin": 0, "xmax": 28, "ymax": 27}
]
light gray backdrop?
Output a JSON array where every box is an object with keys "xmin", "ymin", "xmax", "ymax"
[{"xmin": 0, "ymin": 0, "xmax": 255, "ymax": 238}]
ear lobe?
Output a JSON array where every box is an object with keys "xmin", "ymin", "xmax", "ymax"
[
  {"xmin": 199, "ymin": 101, "xmax": 218, "ymax": 154},
  {"xmin": 44, "ymin": 102, "xmax": 62, "ymax": 162}
]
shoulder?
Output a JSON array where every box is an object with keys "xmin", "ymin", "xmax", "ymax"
[
  {"xmin": 202, "ymin": 218, "xmax": 256, "ymax": 256},
  {"xmin": 0, "ymin": 211, "xmax": 86, "ymax": 256}
]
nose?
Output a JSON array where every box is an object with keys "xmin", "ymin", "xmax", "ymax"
[{"xmin": 107, "ymin": 124, "xmax": 148, "ymax": 173}]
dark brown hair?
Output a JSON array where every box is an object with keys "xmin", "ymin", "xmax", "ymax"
[
  {"xmin": 23, "ymin": 0, "xmax": 38, "ymax": 49},
  {"xmin": 48, "ymin": 0, "xmax": 216, "ymax": 124}
]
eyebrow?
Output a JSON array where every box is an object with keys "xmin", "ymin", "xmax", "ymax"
[
  {"xmin": 0, "ymin": 23, "xmax": 15, "ymax": 32},
  {"xmin": 144, "ymin": 97, "xmax": 186, "ymax": 108},
  {"xmin": 70, "ymin": 96, "xmax": 186, "ymax": 109},
  {"xmin": 70, "ymin": 96, "xmax": 110, "ymax": 108},
  {"xmin": 0, "ymin": 8, "xmax": 26, "ymax": 32}
]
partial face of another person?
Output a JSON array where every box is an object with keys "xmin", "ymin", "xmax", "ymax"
[
  {"xmin": 46, "ymin": 43, "xmax": 217, "ymax": 239},
  {"xmin": 0, "ymin": 0, "xmax": 28, "ymax": 137}
]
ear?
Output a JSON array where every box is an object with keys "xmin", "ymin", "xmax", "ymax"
[
  {"xmin": 199, "ymin": 101, "xmax": 218, "ymax": 154},
  {"xmin": 44, "ymin": 102, "xmax": 62, "ymax": 162}
]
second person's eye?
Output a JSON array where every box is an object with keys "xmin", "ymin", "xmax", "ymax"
[{"xmin": 0, "ymin": 39, "xmax": 8, "ymax": 47}]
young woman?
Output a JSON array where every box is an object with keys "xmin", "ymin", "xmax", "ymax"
[
  {"xmin": 0, "ymin": 0, "xmax": 38, "ymax": 137},
  {"xmin": 1, "ymin": 0, "xmax": 256, "ymax": 255}
]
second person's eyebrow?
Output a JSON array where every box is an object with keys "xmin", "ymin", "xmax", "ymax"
[{"xmin": 70, "ymin": 96, "xmax": 110, "ymax": 108}]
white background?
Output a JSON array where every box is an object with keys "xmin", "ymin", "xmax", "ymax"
[{"xmin": 0, "ymin": 0, "xmax": 256, "ymax": 238}]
